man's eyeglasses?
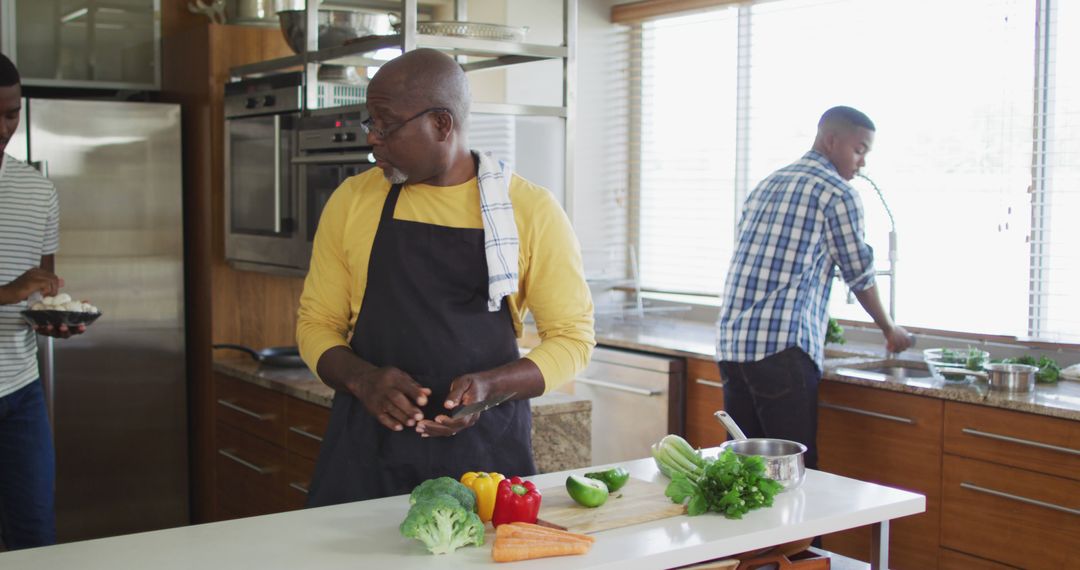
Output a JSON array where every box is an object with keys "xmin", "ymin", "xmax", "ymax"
[{"xmin": 360, "ymin": 107, "xmax": 450, "ymax": 140}]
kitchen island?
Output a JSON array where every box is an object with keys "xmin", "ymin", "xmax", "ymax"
[{"xmin": 2, "ymin": 453, "xmax": 923, "ymax": 570}]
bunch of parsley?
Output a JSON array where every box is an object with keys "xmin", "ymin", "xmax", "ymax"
[{"xmin": 664, "ymin": 449, "xmax": 784, "ymax": 519}]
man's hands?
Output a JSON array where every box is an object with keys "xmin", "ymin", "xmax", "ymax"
[
  {"xmin": 415, "ymin": 372, "xmax": 494, "ymax": 438},
  {"xmin": 35, "ymin": 323, "xmax": 87, "ymax": 339},
  {"xmin": 348, "ymin": 367, "xmax": 431, "ymax": 432},
  {"xmin": 884, "ymin": 324, "xmax": 914, "ymax": 354},
  {"xmin": 315, "ymin": 348, "xmax": 546, "ymax": 437},
  {"xmin": 416, "ymin": 358, "xmax": 546, "ymax": 439},
  {"xmin": 0, "ymin": 267, "xmax": 63, "ymax": 305}
]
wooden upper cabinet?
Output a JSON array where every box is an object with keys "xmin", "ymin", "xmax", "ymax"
[
  {"xmin": 684, "ymin": 357, "xmax": 726, "ymax": 449},
  {"xmin": 818, "ymin": 381, "xmax": 944, "ymax": 570}
]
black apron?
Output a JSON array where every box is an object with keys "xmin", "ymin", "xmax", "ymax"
[{"xmin": 306, "ymin": 183, "xmax": 535, "ymax": 507}]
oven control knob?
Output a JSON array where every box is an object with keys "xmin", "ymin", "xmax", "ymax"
[
  {"xmin": 344, "ymin": 132, "xmax": 357, "ymax": 142},
  {"xmin": 263, "ymin": 95, "xmax": 277, "ymax": 106},
  {"xmin": 332, "ymin": 133, "xmax": 345, "ymax": 143},
  {"xmin": 245, "ymin": 98, "xmax": 258, "ymax": 109}
]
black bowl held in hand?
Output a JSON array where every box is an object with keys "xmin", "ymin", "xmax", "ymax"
[{"xmin": 21, "ymin": 309, "xmax": 102, "ymax": 329}]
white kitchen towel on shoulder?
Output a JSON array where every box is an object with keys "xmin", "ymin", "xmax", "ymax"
[{"xmin": 475, "ymin": 150, "xmax": 518, "ymax": 312}]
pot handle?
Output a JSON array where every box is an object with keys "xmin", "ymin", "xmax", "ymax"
[
  {"xmin": 213, "ymin": 343, "xmax": 263, "ymax": 361},
  {"xmin": 937, "ymin": 367, "xmax": 988, "ymax": 379},
  {"xmin": 714, "ymin": 410, "xmax": 748, "ymax": 440}
]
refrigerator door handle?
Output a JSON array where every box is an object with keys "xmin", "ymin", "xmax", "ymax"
[
  {"xmin": 273, "ymin": 114, "xmax": 282, "ymax": 234},
  {"xmin": 42, "ymin": 336, "xmax": 55, "ymax": 428}
]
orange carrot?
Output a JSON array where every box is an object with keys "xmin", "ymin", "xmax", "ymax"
[
  {"xmin": 497, "ymin": 522, "xmax": 595, "ymax": 544},
  {"xmin": 491, "ymin": 537, "xmax": 591, "ymax": 562}
]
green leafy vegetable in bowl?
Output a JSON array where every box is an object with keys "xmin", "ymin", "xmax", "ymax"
[
  {"xmin": 996, "ymin": 355, "xmax": 1061, "ymax": 384},
  {"xmin": 925, "ymin": 347, "xmax": 988, "ymax": 381}
]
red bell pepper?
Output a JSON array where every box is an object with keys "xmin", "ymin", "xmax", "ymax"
[{"xmin": 491, "ymin": 476, "xmax": 542, "ymax": 527}]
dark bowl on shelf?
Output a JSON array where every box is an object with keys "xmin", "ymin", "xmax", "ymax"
[{"xmin": 21, "ymin": 310, "xmax": 102, "ymax": 329}]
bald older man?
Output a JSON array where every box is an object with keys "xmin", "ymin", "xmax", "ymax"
[
  {"xmin": 715, "ymin": 106, "xmax": 912, "ymax": 470},
  {"xmin": 297, "ymin": 49, "xmax": 595, "ymax": 504}
]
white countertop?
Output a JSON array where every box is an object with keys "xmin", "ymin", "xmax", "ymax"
[{"xmin": 2, "ymin": 454, "xmax": 924, "ymax": 570}]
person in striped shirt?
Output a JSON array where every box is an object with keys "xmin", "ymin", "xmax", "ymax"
[
  {"xmin": 715, "ymin": 106, "xmax": 913, "ymax": 469},
  {"xmin": 0, "ymin": 53, "xmax": 82, "ymax": 550}
]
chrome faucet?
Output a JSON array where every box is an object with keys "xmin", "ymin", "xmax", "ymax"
[
  {"xmin": 858, "ymin": 174, "xmax": 901, "ymax": 358},
  {"xmin": 834, "ymin": 175, "xmax": 902, "ymax": 357}
]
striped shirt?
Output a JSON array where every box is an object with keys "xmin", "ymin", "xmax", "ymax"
[
  {"xmin": 0, "ymin": 153, "xmax": 59, "ymax": 397},
  {"xmin": 716, "ymin": 150, "xmax": 876, "ymax": 370}
]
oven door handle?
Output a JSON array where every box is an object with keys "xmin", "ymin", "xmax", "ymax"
[
  {"xmin": 273, "ymin": 114, "xmax": 282, "ymax": 233},
  {"xmin": 575, "ymin": 376, "xmax": 663, "ymax": 397},
  {"xmin": 291, "ymin": 152, "xmax": 374, "ymax": 165}
]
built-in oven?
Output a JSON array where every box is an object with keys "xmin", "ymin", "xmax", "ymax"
[
  {"xmin": 294, "ymin": 112, "xmax": 377, "ymax": 259},
  {"xmin": 224, "ymin": 72, "xmax": 303, "ymax": 273}
]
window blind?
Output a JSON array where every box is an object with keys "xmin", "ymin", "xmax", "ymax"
[
  {"xmin": 636, "ymin": 8, "xmax": 739, "ymax": 295},
  {"xmin": 1032, "ymin": 0, "xmax": 1080, "ymax": 341},
  {"xmin": 632, "ymin": 0, "xmax": 1080, "ymax": 341}
]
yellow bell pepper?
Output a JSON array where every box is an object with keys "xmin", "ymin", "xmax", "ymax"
[{"xmin": 459, "ymin": 471, "xmax": 505, "ymax": 522}]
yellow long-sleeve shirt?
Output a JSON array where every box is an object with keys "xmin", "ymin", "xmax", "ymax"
[{"xmin": 296, "ymin": 168, "xmax": 595, "ymax": 392}]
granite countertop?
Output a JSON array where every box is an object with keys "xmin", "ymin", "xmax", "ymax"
[
  {"xmin": 212, "ymin": 357, "xmax": 590, "ymax": 416},
  {"xmin": 590, "ymin": 315, "xmax": 1080, "ymax": 422}
]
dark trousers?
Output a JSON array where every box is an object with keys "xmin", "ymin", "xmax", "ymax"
[
  {"xmin": 0, "ymin": 380, "xmax": 56, "ymax": 550},
  {"xmin": 718, "ymin": 347, "xmax": 821, "ymax": 469}
]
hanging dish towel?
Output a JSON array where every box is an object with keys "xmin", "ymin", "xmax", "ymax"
[{"xmin": 475, "ymin": 150, "xmax": 519, "ymax": 311}]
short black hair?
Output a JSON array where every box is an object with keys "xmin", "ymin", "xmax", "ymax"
[
  {"xmin": 819, "ymin": 106, "xmax": 875, "ymax": 131},
  {"xmin": 0, "ymin": 52, "xmax": 20, "ymax": 88}
]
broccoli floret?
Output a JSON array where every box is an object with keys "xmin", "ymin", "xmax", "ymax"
[
  {"xmin": 408, "ymin": 476, "xmax": 477, "ymax": 512},
  {"xmin": 399, "ymin": 494, "xmax": 486, "ymax": 555}
]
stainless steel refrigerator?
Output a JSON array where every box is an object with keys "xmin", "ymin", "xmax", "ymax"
[{"xmin": 9, "ymin": 98, "xmax": 188, "ymax": 542}]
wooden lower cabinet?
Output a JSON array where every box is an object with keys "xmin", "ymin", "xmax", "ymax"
[
  {"xmin": 817, "ymin": 381, "xmax": 943, "ymax": 570},
  {"xmin": 941, "ymin": 454, "xmax": 1080, "ymax": 569},
  {"xmin": 215, "ymin": 422, "xmax": 287, "ymax": 519},
  {"xmin": 939, "ymin": 548, "xmax": 1019, "ymax": 569},
  {"xmin": 213, "ymin": 374, "xmax": 330, "ymax": 521},
  {"xmin": 284, "ymin": 453, "xmax": 318, "ymax": 510},
  {"xmin": 684, "ymin": 357, "xmax": 726, "ymax": 448}
]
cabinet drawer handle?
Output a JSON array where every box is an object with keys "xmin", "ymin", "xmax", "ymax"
[
  {"xmin": 961, "ymin": 428, "xmax": 1080, "ymax": 456},
  {"xmin": 575, "ymin": 376, "xmax": 662, "ymax": 396},
  {"xmin": 960, "ymin": 482, "xmax": 1080, "ymax": 516},
  {"xmin": 217, "ymin": 399, "xmax": 272, "ymax": 421},
  {"xmin": 289, "ymin": 426, "xmax": 324, "ymax": 442},
  {"xmin": 289, "ymin": 482, "xmax": 310, "ymax": 495},
  {"xmin": 819, "ymin": 402, "xmax": 915, "ymax": 425},
  {"xmin": 218, "ymin": 449, "xmax": 272, "ymax": 475},
  {"xmin": 695, "ymin": 378, "xmax": 725, "ymax": 389}
]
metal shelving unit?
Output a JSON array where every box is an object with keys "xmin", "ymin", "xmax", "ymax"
[{"xmin": 228, "ymin": 0, "xmax": 576, "ymax": 216}]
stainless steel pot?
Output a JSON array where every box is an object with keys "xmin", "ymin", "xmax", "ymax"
[
  {"xmin": 938, "ymin": 362, "xmax": 1037, "ymax": 393},
  {"xmin": 277, "ymin": 9, "xmax": 391, "ymax": 54},
  {"xmin": 714, "ymin": 410, "xmax": 806, "ymax": 491},
  {"xmin": 229, "ymin": 0, "xmax": 278, "ymax": 25}
]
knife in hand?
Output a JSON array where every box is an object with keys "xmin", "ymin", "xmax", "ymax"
[{"xmin": 450, "ymin": 392, "xmax": 517, "ymax": 419}]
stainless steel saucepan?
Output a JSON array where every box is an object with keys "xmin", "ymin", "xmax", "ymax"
[
  {"xmin": 937, "ymin": 362, "xmax": 1038, "ymax": 393},
  {"xmin": 714, "ymin": 410, "xmax": 806, "ymax": 492}
]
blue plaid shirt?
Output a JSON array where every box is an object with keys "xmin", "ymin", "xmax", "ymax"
[{"xmin": 716, "ymin": 150, "xmax": 876, "ymax": 370}]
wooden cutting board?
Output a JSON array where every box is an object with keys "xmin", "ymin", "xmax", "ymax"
[{"xmin": 536, "ymin": 477, "xmax": 686, "ymax": 534}]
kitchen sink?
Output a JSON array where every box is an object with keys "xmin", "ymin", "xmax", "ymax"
[
  {"xmin": 833, "ymin": 361, "xmax": 934, "ymax": 382},
  {"xmin": 858, "ymin": 365, "xmax": 933, "ymax": 379}
]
